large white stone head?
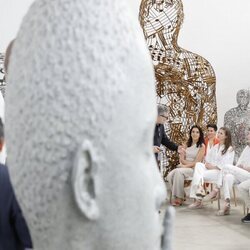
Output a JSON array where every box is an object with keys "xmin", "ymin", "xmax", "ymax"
[{"xmin": 5, "ymin": 0, "xmax": 167, "ymax": 249}]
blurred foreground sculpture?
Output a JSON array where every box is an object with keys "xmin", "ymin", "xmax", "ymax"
[
  {"xmin": 224, "ymin": 89, "xmax": 250, "ymax": 162},
  {"xmin": 5, "ymin": 0, "xmax": 174, "ymax": 249},
  {"xmin": 139, "ymin": 0, "xmax": 217, "ymax": 173}
]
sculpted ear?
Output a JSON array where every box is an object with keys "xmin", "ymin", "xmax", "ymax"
[{"xmin": 72, "ymin": 140, "xmax": 99, "ymax": 220}]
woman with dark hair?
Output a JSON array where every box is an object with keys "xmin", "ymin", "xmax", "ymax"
[
  {"xmin": 167, "ymin": 125, "xmax": 205, "ymax": 206},
  {"xmin": 189, "ymin": 127, "xmax": 234, "ymax": 210}
]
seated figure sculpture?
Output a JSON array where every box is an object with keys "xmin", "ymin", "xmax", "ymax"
[
  {"xmin": 224, "ymin": 89, "xmax": 250, "ymax": 162},
  {"xmin": 5, "ymin": 0, "xmax": 173, "ymax": 249}
]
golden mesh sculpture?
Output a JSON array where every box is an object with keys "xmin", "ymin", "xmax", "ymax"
[{"xmin": 139, "ymin": 0, "xmax": 217, "ymax": 175}]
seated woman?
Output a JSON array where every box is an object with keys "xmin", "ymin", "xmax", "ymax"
[
  {"xmin": 167, "ymin": 125, "xmax": 205, "ymax": 206},
  {"xmin": 189, "ymin": 127, "xmax": 234, "ymax": 210},
  {"xmin": 211, "ymin": 129, "xmax": 250, "ymax": 216}
]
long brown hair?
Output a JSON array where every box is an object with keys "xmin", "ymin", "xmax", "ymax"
[
  {"xmin": 220, "ymin": 127, "xmax": 232, "ymax": 155},
  {"xmin": 187, "ymin": 125, "xmax": 205, "ymax": 148}
]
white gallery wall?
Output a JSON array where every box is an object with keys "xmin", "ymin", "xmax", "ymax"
[
  {"xmin": 1, "ymin": 0, "xmax": 250, "ymax": 127},
  {"xmin": 180, "ymin": 0, "xmax": 250, "ymax": 127},
  {"xmin": 0, "ymin": 0, "xmax": 34, "ymax": 51}
]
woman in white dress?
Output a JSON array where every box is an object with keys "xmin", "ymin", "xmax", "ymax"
[
  {"xmin": 211, "ymin": 129, "xmax": 250, "ymax": 216},
  {"xmin": 189, "ymin": 127, "xmax": 235, "ymax": 210},
  {"xmin": 167, "ymin": 125, "xmax": 205, "ymax": 206}
]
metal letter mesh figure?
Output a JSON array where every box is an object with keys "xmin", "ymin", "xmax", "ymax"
[{"xmin": 139, "ymin": 0, "xmax": 217, "ymax": 176}]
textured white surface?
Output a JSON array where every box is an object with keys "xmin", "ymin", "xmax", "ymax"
[{"xmin": 5, "ymin": 0, "xmax": 167, "ymax": 249}]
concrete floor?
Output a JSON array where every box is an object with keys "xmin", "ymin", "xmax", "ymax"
[{"xmin": 161, "ymin": 190, "xmax": 250, "ymax": 250}]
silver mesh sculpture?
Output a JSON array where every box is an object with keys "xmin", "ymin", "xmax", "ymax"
[{"xmin": 224, "ymin": 89, "xmax": 250, "ymax": 162}]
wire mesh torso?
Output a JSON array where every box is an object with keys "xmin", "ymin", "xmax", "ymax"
[{"xmin": 139, "ymin": 0, "xmax": 217, "ymax": 175}]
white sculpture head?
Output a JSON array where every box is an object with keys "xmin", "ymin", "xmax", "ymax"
[{"xmin": 5, "ymin": 0, "xmax": 167, "ymax": 249}]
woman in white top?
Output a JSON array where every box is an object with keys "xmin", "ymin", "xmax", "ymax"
[
  {"xmin": 167, "ymin": 125, "xmax": 205, "ymax": 206},
  {"xmin": 213, "ymin": 129, "xmax": 250, "ymax": 216},
  {"xmin": 189, "ymin": 127, "xmax": 235, "ymax": 209}
]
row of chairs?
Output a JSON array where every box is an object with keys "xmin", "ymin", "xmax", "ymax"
[{"xmin": 169, "ymin": 177, "xmax": 248, "ymax": 213}]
